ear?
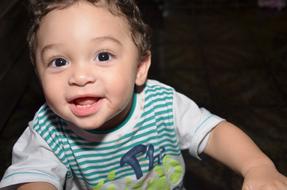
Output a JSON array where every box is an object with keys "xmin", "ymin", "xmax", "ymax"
[{"xmin": 135, "ymin": 51, "xmax": 151, "ymax": 86}]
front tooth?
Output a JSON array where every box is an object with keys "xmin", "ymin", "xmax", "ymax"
[
  {"xmin": 76, "ymin": 104, "xmax": 91, "ymax": 108},
  {"xmin": 75, "ymin": 98, "xmax": 96, "ymax": 105}
]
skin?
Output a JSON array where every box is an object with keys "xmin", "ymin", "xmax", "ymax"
[
  {"xmin": 34, "ymin": 1, "xmax": 150, "ymax": 131},
  {"xmin": 18, "ymin": 182, "xmax": 56, "ymax": 190},
  {"xmin": 204, "ymin": 122, "xmax": 287, "ymax": 190},
  {"xmin": 17, "ymin": 1, "xmax": 287, "ymax": 189}
]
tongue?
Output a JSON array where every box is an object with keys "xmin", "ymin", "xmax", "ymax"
[{"xmin": 74, "ymin": 97, "xmax": 98, "ymax": 106}]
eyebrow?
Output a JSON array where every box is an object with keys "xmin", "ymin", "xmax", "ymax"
[
  {"xmin": 91, "ymin": 36, "xmax": 123, "ymax": 45},
  {"xmin": 40, "ymin": 36, "xmax": 123, "ymax": 56}
]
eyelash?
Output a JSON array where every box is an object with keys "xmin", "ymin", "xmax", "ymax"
[
  {"xmin": 49, "ymin": 57, "xmax": 69, "ymax": 68},
  {"xmin": 46, "ymin": 51, "xmax": 115, "ymax": 68},
  {"xmin": 95, "ymin": 51, "xmax": 114, "ymax": 63}
]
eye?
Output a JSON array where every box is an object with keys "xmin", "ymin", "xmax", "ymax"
[
  {"xmin": 96, "ymin": 52, "xmax": 112, "ymax": 62},
  {"xmin": 50, "ymin": 58, "xmax": 69, "ymax": 67}
]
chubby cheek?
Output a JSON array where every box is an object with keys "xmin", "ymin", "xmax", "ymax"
[
  {"xmin": 109, "ymin": 78, "xmax": 134, "ymax": 102},
  {"xmin": 105, "ymin": 70, "xmax": 136, "ymax": 108},
  {"xmin": 40, "ymin": 76, "xmax": 66, "ymax": 108}
]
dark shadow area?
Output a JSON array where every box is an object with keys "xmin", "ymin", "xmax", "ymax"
[
  {"xmin": 140, "ymin": 1, "xmax": 287, "ymax": 189},
  {"xmin": 0, "ymin": 0, "xmax": 286, "ymax": 189},
  {"xmin": 0, "ymin": 0, "xmax": 44, "ymax": 178}
]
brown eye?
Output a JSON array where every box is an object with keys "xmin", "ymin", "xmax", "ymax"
[
  {"xmin": 97, "ymin": 52, "xmax": 112, "ymax": 62},
  {"xmin": 51, "ymin": 58, "xmax": 68, "ymax": 67}
]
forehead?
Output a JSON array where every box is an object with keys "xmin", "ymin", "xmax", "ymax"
[{"xmin": 36, "ymin": 1, "xmax": 133, "ymax": 49}]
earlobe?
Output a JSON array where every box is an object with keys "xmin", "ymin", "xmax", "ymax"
[{"xmin": 135, "ymin": 51, "xmax": 151, "ymax": 86}]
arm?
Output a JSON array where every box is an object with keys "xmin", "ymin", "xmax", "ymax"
[
  {"xmin": 0, "ymin": 126, "xmax": 67, "ymax": 190},
  {"xmin": 204, "ymin": 121, "xmax": 287, "ymax": 189},
  {"xmin": 18, "ymin": 182, "xmax": 56, "ymax": 190}
]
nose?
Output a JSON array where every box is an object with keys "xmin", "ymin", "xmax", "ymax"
[{"xmin": 68, "ymin": 65, "xmax": 96, "ymax": 86}]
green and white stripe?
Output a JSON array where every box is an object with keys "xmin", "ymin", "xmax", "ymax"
[{"xmin": 33, "ymin": 82, "xmax": 181, "ymax": 187}]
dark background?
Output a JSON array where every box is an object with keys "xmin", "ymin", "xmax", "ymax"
[{"xmin": 0, "ymin": 0, "xmax": 286, "ymax": 189}]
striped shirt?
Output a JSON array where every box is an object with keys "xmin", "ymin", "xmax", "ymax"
[{"xmin": 0, "ymin": 80, "xmax": 223, "ymax": 190}]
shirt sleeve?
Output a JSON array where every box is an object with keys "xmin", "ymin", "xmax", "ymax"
[
  {"xmin": 173, "ymin": 91, "xmax": 224, "ymax": 159},
  {"xmin": 0, "ymin": 122, "xmax": 68, "ymax": 190}
]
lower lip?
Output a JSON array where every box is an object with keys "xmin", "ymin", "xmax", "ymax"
[{"xmin": 70, "ymin": 99, "xmax": 102, "ymax": 117}]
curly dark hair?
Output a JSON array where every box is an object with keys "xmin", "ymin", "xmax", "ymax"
[{"xmin": 27, "ymin": 0, "xmax": 152, "ymax": 63}]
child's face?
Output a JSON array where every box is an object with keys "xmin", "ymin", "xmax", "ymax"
[{"xmin": 34, "ymin": 1, "xmax": 150, "ymax": 130}]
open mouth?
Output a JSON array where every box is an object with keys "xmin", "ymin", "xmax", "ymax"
[{"xmin": 69, "ymin": 97, "xmax": 102, "ymax": 117}]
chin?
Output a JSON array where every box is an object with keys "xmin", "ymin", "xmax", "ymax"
[{"xmin": 73, "ymin": 121, "xmax": 101, "ymax": 130}]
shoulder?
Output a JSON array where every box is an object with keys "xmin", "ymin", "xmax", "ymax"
[
  {"xmin": 145, "ymin": 79, "xmax": 174, "ymax": 90},
  {"xmin": 144, "ymin": 79, "xmax": 175, "ymax": 96},
  {"xmin": 30, "ymin": 103, "xmax": 65, "ymax": 138},
  {"xmin": 141, "ymin": 80, "xmax": 175, "ymax": 113}
]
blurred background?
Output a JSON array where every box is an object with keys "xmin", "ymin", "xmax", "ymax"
[{"xmin": 0, "ymin": 0, "xmax": 286, "ymax": 189}]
